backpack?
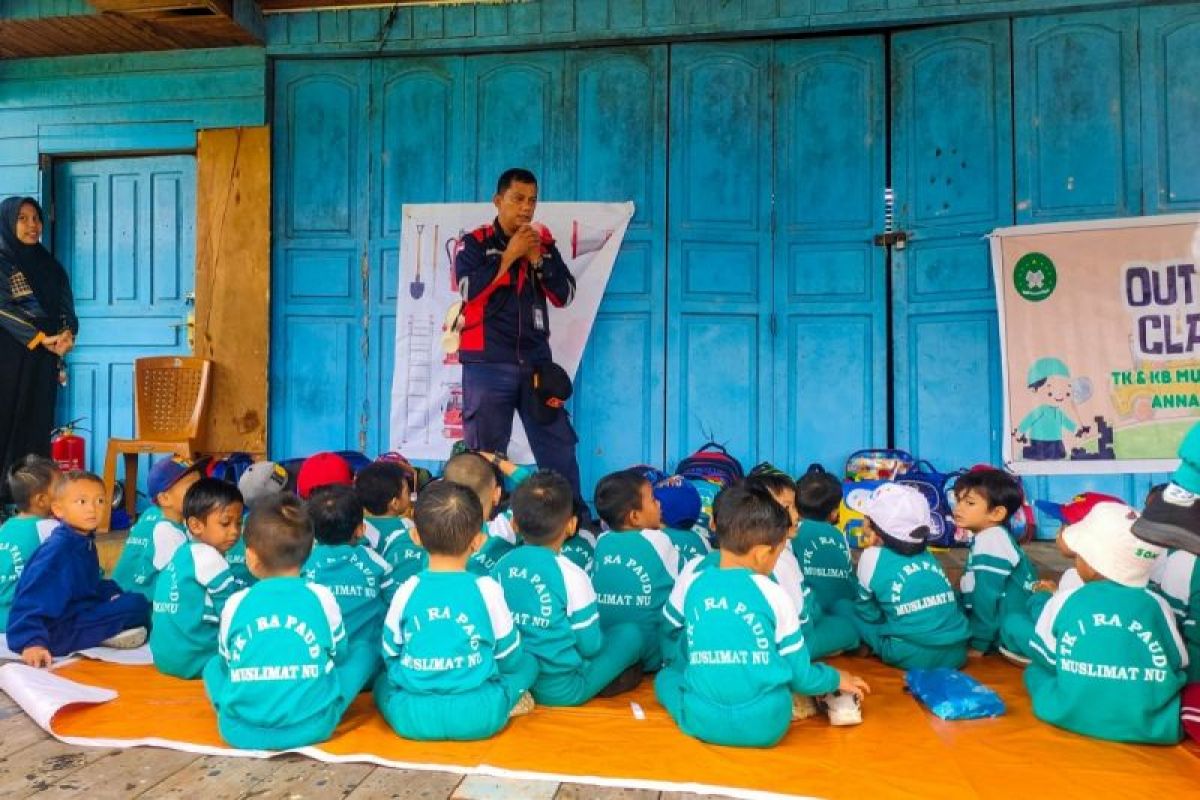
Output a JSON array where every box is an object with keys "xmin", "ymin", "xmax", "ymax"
[
  {"xmin": 897, "ymin": 460, "xmax": 965, "ymax": 547},
  {"xmin": 844, "ymin": 448, "xmax": 915, "ymax": 482},
  {"xmin": 676, "ymin": 442, "xmax": 744, "ymax": 488},
  {"xmin": 206, "ymin": 452, "xmax": 255, "ymax": 485}
]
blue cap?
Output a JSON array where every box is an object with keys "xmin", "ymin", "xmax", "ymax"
[
  {"xmin": 653, "ymin": 476, "xmax": 702, "ymax": 530},
  {"xmin": 148, "ymin": 456, "xmax": 206, "ymax": 499}
]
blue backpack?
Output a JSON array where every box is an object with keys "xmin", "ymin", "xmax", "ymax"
[{"xmin": 896, "ymin": 460, "xmax": 965, "ymax": 547}]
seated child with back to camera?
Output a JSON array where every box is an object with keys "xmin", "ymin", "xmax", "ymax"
[
  {"xmin": 657, "ymin": 483, "xmax": 870, "ymax": 747},
  {"xmin": 374, "ymin": 480, "xmax": 538, "ymax": 741},
  {"xmin": 494, "ymin": 469, "xmax": 644, "ymax": 706},
  {"xmin": 203, "ymin": 493, "xmax": 377, "ymax": 750},
  {"xmin": 0, "ymin": 455, "xmax": 61, "ymax": 632},
  {"xmin": 836, "ymin": 483, "xmax": 970, "ymax": 670}
]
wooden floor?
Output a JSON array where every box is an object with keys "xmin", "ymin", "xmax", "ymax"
[{"xmin": 0, "ymin": 543, "xmax": 1071, "ymax": 800}]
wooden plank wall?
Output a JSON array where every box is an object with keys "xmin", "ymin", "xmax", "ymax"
[{"xmin": 194, "ymin": 126, "xmax": 270, "ymax": 457}]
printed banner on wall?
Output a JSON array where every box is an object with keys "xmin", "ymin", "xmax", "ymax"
[
  {"xmin": 389, "ymin": 202, "xmax": 633, "ymax": 462},
  {"xmin": 992, "ymin": 213, "xmax": 1200, "ymax": 474}
]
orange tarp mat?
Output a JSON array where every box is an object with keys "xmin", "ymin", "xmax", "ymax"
[{"xmin": 44, "ymin": 656, "xmax": 1200, "ymax": 800}]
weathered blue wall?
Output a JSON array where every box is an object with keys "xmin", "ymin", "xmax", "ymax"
[{"xmin": 0, "ymin": 47, "xmax": 266, "ymax": 200}]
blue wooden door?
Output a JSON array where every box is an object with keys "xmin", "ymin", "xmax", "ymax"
[
  {"xmin": 666, "ymin": 42, "xmax": 774, "ymax": 468},
  {"xmin": 890, "ymin": 20, "xmax": 1013, "ymax": 470},
  {"xmin": 774, "ymin": 37, "xmax": 887, "ymax": 474},
  {"xmin": 368, "ymin": 56, "xmax": 468, "ymax": 457},
  {"xmin": 271, "ymin": 60, "xmax": 370, "ymax": 459},
  {"xmin": 53, "ymin": 155, "xmax": 196, "ymax": 474},
  {"xmin": 1012, "ymin": 8, "xmax": 1150, "ymax": 505},
  {"xmin": 566, "ymin": 47, "xmax": 668, "ymax": 491}
]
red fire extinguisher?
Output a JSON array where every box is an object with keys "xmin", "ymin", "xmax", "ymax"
[{"xmin": 51, "ymin": 418, "xmax": 87, "ymax": 472}]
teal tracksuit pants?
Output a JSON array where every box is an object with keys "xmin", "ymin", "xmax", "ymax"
[
  {"xmin": 202, "ymin": 640, "xmax": 377, "ymax": 750},
  {"xmin": 374, "ymin": 650, "xmax": 539, "ymax": 741},
  {"xmin": 532, "ymin": 623, "xmax": 643, "ymax": 706},
  {"xmin": 654, "ymin": 666, "xmax": 794, "ymax": 748}
]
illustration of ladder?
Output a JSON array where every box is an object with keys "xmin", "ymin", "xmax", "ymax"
[{"xmin": 402, "ymin": 314, "xmax": 437, "ymax": 444}]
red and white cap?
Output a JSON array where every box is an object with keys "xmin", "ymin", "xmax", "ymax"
[{"xmin": 1062, "ymin": 502, "xmax": 1162, "ymax": 587}]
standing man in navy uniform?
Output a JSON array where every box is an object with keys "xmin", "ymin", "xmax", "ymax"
[{"xmin": 454, "ymin": 168, "xmax": 582, "ymax": 506}]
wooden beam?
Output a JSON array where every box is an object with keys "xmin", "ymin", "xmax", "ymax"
[
  {"xmin": 194, "ymin": 126, "xmax": 271, "ymax": 458},
  {"xmin": 260, "ymin": 0, "xmax": 511, "ymax": 12}
]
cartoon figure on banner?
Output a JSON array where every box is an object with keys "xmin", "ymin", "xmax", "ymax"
[{"xmin": 1012, "ymin": 356, "xmax": 1102, "ymax": 460}]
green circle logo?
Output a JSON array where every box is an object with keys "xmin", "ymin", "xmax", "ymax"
[{"xmin": 1014, "ymin": 252, "xmax": 1057, "ymax": 302}]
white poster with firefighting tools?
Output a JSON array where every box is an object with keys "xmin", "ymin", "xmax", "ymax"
[
  {"xmin": 389, "ymin": 202, "xmax": 634, "ymax": 462},
  {"xmin": 991, "ymin": 212, "xmax": 1200, "ymax": 474}
]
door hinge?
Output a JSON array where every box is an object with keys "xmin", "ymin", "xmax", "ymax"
[
  {"xmin": 38, "ymin": 153, "xmax": 51, "ymax": 172},
  {"xmin": 769, "ymin": 313, "xmax": 778, "ymax": 337}
]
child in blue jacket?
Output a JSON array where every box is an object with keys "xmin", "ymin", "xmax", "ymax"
[{"xmin": 6, "ymin": 471, "xmax": 150, "ymax": 666}]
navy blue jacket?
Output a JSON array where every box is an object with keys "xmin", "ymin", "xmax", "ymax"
[
  {"xmin": 6, "ymin": 525, "xmax": 121, "ymax": 652},
  {"xmin": 454, "ymin": 219, "xmax": 576, "ymax": 365}
]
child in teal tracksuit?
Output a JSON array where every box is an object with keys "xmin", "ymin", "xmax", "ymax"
[
  {"xmin": 794, "ymin": 466, "xmax": 857, "ymax": 611},
  {"xmin": 150, "ymin": 479, "xmax": 246, "ymax": 679},
  {"xmin": 303, "ymin": 484, "xmax": 395, "ymax": 645},
  {"xmin": 356, "ymin": 460, "xmax": 415, "ymax": 556},
  {"xmin": 375, "ymin": 481, "xmax": 539, "ymax": 741},
  {"xmin": 593, "ymin": 469, "xmax": 679, "ymax": 670},
  {"xmin": 952, "ymin": 469, "xmax": 1038, "ymax": 655},
  {"xmin": 653, "ymin": 476, "xmax": 711, "ymax": 565},
  {"xmin": 112, "ymin": 457, "xmax": 205, "ymax": 600},
  {"xmin": 442, "ymin": 452, "xmax": 520, "ymax": 576},
  {"xmin": 998, "ymin": 492, "xmax": 1119, "ymax": 663},
  {"xmin": 1151, "ymin": 546, "xmax": 1200, "ymax": 682},
  {"xmin": 0, "ymin": 456, "xmax": 60, "ymax": 631},
  {"xmin": 495, "ymin": 470, "xmax": 644, "ymax": 706},
  {"xmin": 1026, "ymin": 501, "xmax": 1186, "ymax": 744},
  {"xmin": 203, "ymin": 493, "xmax": 377, "ymax": 750},
  {"xmin": 837, "ymin": 483, "xmax": 970, "ymax": 670},
  {"xmin": 745, "ymin": 470, "xmax": 859, "ymax": 660},
  {"xmin": 657, "ymin": 483, "xmax": 870, "ymax": 747}
]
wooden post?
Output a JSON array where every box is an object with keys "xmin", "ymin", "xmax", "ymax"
[{"xmin": 193, "ymin": 126, "xmax": 270, "ymax": 457}]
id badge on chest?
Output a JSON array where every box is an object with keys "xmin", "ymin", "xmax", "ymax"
[{"xmin": 532, "ymin": 307, "xmax": 546, "ymax": 332}]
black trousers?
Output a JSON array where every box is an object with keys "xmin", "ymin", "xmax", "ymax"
[{"xmin": 0, "ymin": 333, "xmax": 58, "ymax": 505}]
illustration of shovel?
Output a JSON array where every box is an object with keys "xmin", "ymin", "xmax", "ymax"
[{"xmin": 411, "ymin": 223, "xmax": 426, "ymax": 299}]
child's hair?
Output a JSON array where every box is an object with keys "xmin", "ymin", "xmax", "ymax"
[
  {"xmin": 412, "ymin": 479, "xmax": 483, "ymax": 556},
  {"xmin": 244, "ymin": 493, "xmax": 313, "ymax": 571},
  {"xmin": 182, "ymin": 477, "xmax": 244, "ymax": 523},
  {"xmin": 713, "ymin": 483, "xmax": 790, "ymax": 555},
  {"xmin": 7, "ymin": 454, "xmax": 59, "ymax": 510},
  {"xmin": 355, "ymin": 461, "xmax": 411, "ymax": 515},
  {"xmin": 795, "ymin": 465, "xmax": 843, "ymax": 520},
  {"xmin": 952, "ymin": 468, "xmax": 1024, "ymax": 525},
  {"xmin": 307, "ymin": 484, "xmax": 364, "ymax": 545},
  {"xmin": 54, "ymin": 470, "xmax": 104, "ymax": 497},
  {"xmin": 442, "ymin": 453, "xmax": 497, "ymax": 515},
  {"xmin": 594, "ymin": 468, "xmax": 649, "ymax": 530},
  {"xmin": 866, "ymin": 517, "xmax": 928, "ymax": 556},
  {"xmin": 511, "ymin": 470, "xmax": 574, "ymax": 545},
  {"xmin": 745, "ymin": 466, "xmax": 797, "ymax": 502}
]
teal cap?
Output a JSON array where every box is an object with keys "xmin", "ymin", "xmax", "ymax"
[{"xmin": 1027, "ymin": 357, "xmax": 1070, "ymax": 385}]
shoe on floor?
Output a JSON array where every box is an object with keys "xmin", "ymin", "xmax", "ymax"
[
  {"xmin": 816, "ymin": 691, "xmax": 862, "ymax": 726},
  {"xmin": 1132, "ymin": 488, "xmax": 1200, "ymax": 555},
  {"xmin": 997, "ymin": 646, "xmax": 1032, "ymax": 666},
  {"xmin": 509, "ymin": 691, "xmax": 535, "ymax": 718},
  {"xmin": 597, "ymin": 663, "xmax": 643, "ymax": 698},
  {"xmin": 792, "ymin": 694, "xmax": 819, "ymax": 721},
  {"xmin": 99, "ymin": 626, "xmax": 147, "ymax": 649}
]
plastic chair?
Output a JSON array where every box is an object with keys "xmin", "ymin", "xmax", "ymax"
[{"xmin": 100, "ymin": 356, "xmax": 212, "ymax": 532}]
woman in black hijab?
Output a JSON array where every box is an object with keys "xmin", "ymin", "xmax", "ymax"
[{"xmin": 0, "ymin": 196, "xmax": 77, "ymax": 510}]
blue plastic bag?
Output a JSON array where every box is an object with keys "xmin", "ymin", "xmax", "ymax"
[{"xmin": 905, "ymin": 668, "xmax": 1006, "ymax": 720}]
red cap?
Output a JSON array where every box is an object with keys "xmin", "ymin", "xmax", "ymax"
[
  {"xmin": 1034, "ymin": 492, "xmax": 1125, "ymax": 525},
  {"xmin": 297, "ymin": 452, "xmax": 353, "ymax": 499}
]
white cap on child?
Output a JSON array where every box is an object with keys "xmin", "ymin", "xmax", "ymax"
[
  {"xmin": 847, "ymin": 483, "xmax": 933, "ymax": 543},
  {"xmin": 1062, "ymin": 502, "xmax": 1163, "ymax": 587}
]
